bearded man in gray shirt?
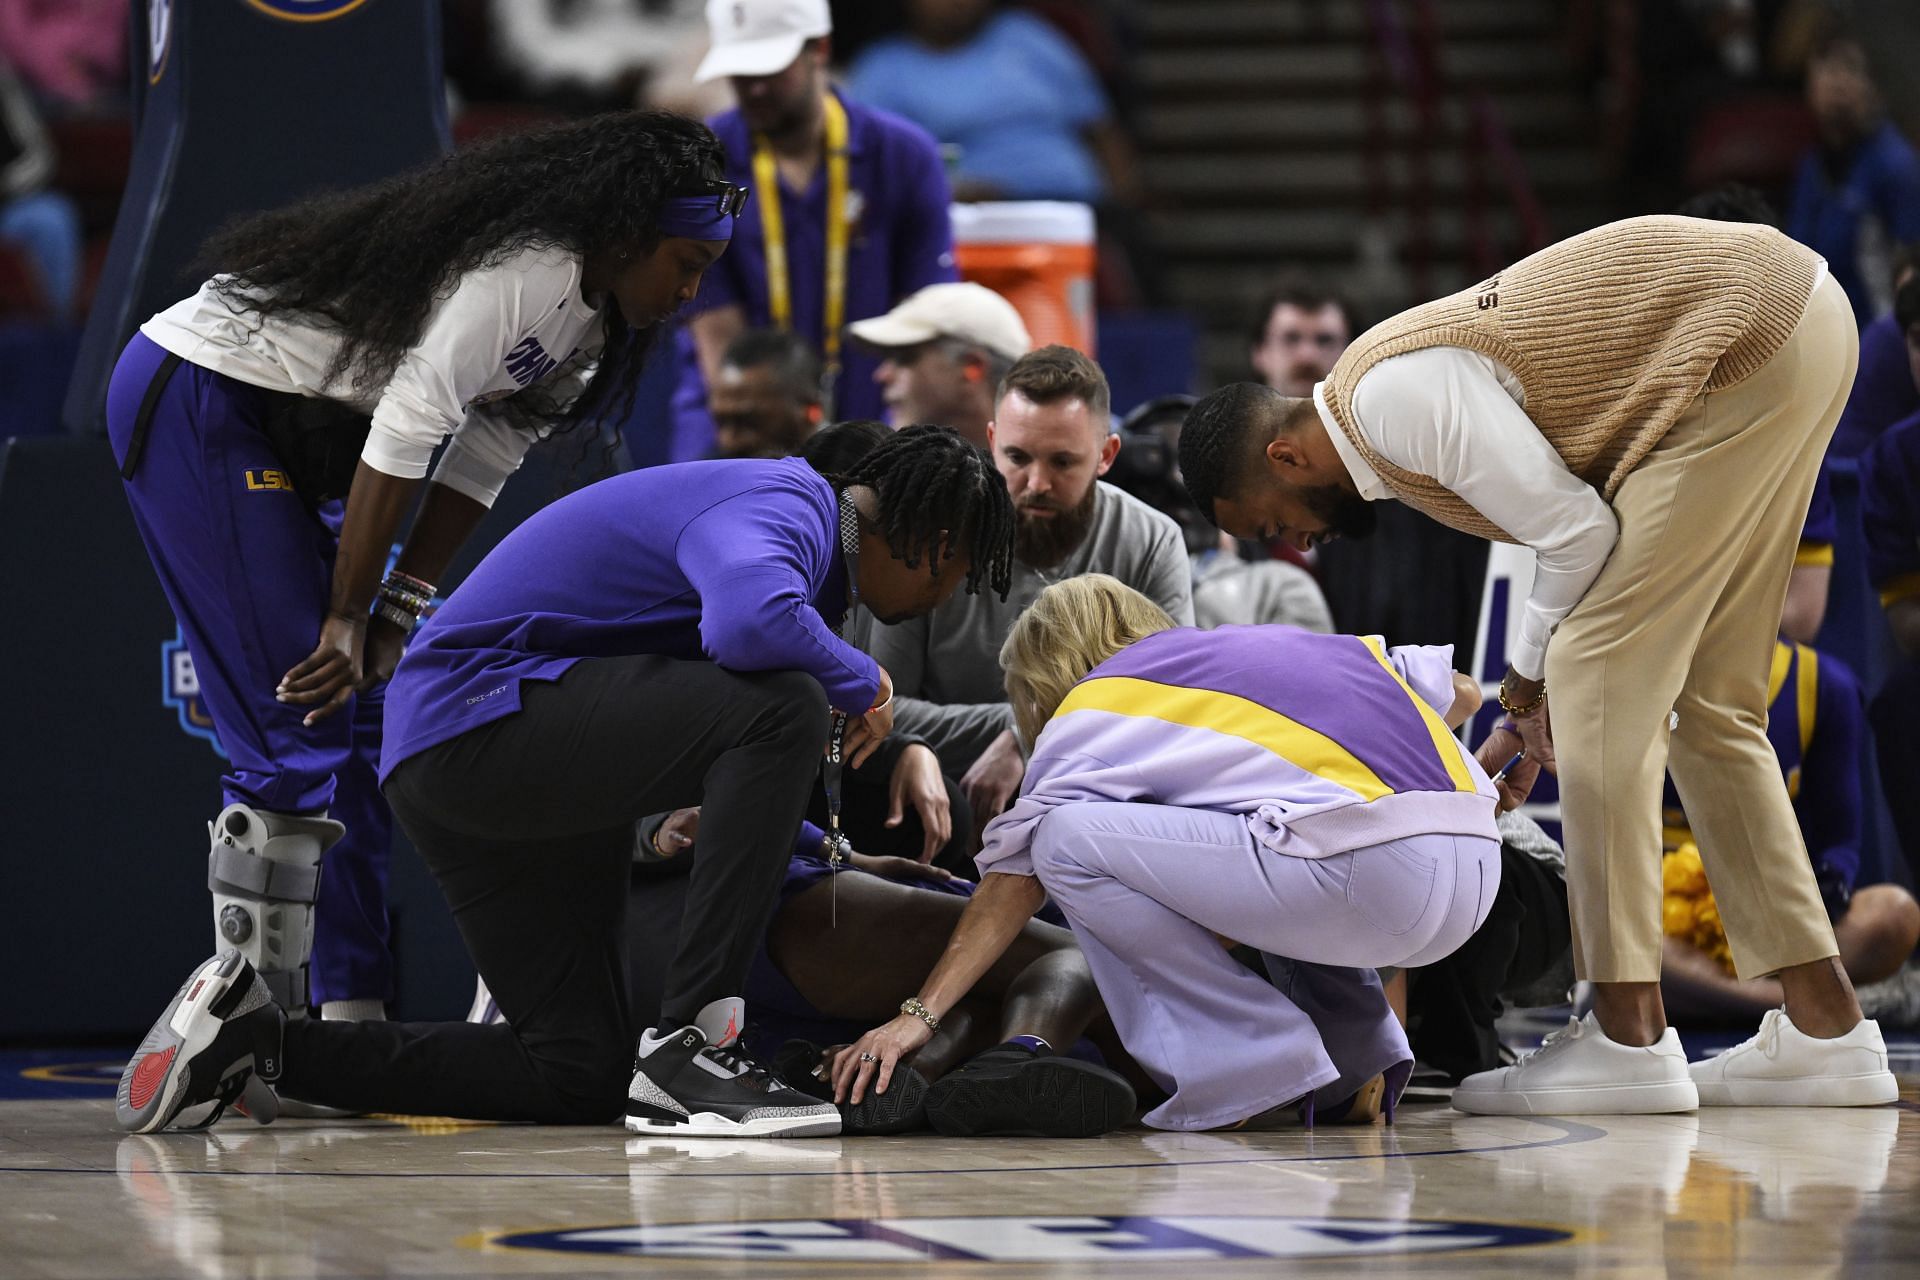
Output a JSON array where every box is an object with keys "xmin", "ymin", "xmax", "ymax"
[{"xmin": 867, "ymin": 345, "xmax": 1195, "ymax": 834}]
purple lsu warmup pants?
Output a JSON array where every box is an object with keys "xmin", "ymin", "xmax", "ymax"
[
  {"xmin": 106, "ymin": 333, "xmax": 393, "ymax": 1006},
  {"xmin": 1028, "ymin": 802, "xmax": 1498, "ymax": 1130}
]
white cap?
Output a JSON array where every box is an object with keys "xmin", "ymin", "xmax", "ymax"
[
  {"xmin": 847, "ymin": 283, "xmax": 1034, "ymax": 361},
  {"xmin": 694, "ymin": 0, "xmax": 832, "ymax": 83}
]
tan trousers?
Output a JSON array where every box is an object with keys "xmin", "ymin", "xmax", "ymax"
[{"xmin": 1547, "ymin": 274, "xmax": 1858, "ymax": 982}]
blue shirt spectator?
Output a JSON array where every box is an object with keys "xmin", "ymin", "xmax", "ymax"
[
  {"xmin": 1788, "ymin": 121, "xmax": 1920, "ymax": 326},
  {"xmin": 848, "ymin": 6, "xmax": 1111, "ymax": 204},
  {"xmin": 1786, "ymin": 34, "xmax": 1920, "ymax": 325}
]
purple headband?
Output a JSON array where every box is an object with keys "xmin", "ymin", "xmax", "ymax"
[{"xmin": 657, "ymin": 186, "xmax": 748, "ymax": 241}]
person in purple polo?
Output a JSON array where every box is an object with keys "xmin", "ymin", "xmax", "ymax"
[{"xmin": 670, "ymin": 0, "xmax": 958, "ymax": 460}]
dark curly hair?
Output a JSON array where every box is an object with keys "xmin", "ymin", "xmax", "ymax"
[
  {"xmin": 841, "ymin": 425, "xmax": 1016, "ymax": 599},
  {"xmin": 194, "ymin": 109, "xmax": 728, "ymax": 434}
]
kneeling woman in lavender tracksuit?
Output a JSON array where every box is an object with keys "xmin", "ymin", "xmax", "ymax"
[{"xmin": 835, "ymin": 574, "xmax": 1509, "ymax": 1130}]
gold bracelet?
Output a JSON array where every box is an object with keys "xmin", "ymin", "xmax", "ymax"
[
  {"xmin": 899, "ymin": 997, "xmax": 940, "ymax": 1033},
  {"xmin": 1497, "ymin": 682, "xmax": 1545, "ymax": 717}
]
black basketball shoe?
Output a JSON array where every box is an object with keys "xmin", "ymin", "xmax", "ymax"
[
  {"xmin": 773, "ymin": 1039, "xmax": 929, "ymax": 1135},
  {"xmin": 117, "ymin": 951, "xmax": 285, "ymax": 1134},
  {"xmin": 627, "ymin": 999, "xmax": 840, "ymax": 1138},
  {"xmin": 924, "ymin": 1041, "xmax": 1135, "ymax": 1138}
]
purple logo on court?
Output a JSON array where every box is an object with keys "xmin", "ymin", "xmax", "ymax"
[{"xmin": 490, "ymin": 1215, "xmax": 1573, "ymax": 1263}]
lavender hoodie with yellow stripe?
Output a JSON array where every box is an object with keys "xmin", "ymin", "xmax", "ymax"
[{"xmin": 977, "ymin": 626, "xmax": 1500, "ymax": 877}]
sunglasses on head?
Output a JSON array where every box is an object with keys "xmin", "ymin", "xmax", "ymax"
[{"xmin": 705, "ymin": 182, "xmax": 750, "ymax": 217}]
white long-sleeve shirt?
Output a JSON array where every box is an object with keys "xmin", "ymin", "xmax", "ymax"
[
  {"xmin": 1314, "ymin": 349, "xmax": 1619, "ymax": 681},
  {"xmin": 141, "ymin": 244, "xmax": 603, "ymax": 506}
]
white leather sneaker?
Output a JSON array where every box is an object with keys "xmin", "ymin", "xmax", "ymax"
[
  {"xmin": 1689, "ymin": 1009, "xmax": 1899, "ymax": 1106},
  {"xmin": 1452, "ymin": 1013, "xmax": 1698, "ymax": 1115}
]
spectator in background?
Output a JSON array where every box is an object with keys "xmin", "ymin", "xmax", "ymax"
[
  {"xmin": 847, "ymin": 0, "xmax": 1141, "ymax": 209},
  {"xmin": 0, "ymin": 0, "xmax": 124, "ymax": 110},
  {"xmin": 1249, "ymin": 280, "xmax": 1354, "ymax": 399},
  {"xmin": 1659, "ymin": 638, "xmax": 1920, "ymax": 1028},
  {"xmin": 1860, "ymin": 273, "xmax": 1920, "ymax": 886},
  {"xmin": 848, "ymin": 281, "xmax": 1032, "ymax": 449},
  {"xmin": 710, "ymin": 328, "xmax": 823, "ymax": 460},
  {"xmin": 0, "ymin": 58, "xmax": 81, "ymax": 319},
  {"xmin": 672, "ymin": 0, "xmax": 956, "ymax": 461},
  {"xmin": 1833, "ymin": 243, "xmax": 1919, "ymax": 458},
  {"xmin": 868, "ymin": 346, "xmax": 1193, "ymax": 841},
  {"xmin": 1786, "ymin": 30, "xmax": 1920, "ymax": 325}
]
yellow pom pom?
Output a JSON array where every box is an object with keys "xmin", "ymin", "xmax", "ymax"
[{"xmin": 1663, "ymin": 897, "xmax": 1695, "ymax": 937}]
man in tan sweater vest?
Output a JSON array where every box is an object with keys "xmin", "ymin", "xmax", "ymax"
[{"xmin": 1180, "ymin": 215, "xmax": 1898, "ymax": 1114}]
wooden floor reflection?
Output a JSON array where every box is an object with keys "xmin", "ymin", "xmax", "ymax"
[{"xmin": 4, "ymin": 1073, "xmax": 1918, "ymax": 1277}]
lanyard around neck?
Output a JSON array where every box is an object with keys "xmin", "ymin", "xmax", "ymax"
[{"xmin": 752, "ymin": 91, "xmax": 850, "ymax": 414}]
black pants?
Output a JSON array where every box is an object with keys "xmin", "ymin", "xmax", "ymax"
[
  {"xmin": 277, "ymin": 655, "xmax": 828, "ymax": 1123},
  {"xmin": 1407, "ymin": 842, "xmax": 1571, "ymax": 1083}
]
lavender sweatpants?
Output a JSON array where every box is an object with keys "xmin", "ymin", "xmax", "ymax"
[{"xmin": 1029, "ymin": 802, "xmax": 1498, "ymax": 1130}]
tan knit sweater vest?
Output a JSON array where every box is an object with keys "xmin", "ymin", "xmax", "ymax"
[{"xmin": 1319, "ymin": 215, "xmax": 1821, "ymax": 542}]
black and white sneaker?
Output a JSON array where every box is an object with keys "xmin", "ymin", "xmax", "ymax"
[
  {"xmin": 117, "ymin": 951, "xmax": 285, "ymax": 1134},
  {"xmin": 925, "ymin": 1041, "xmax": 1135, "ymax": 1138},
  {"xmin": 626, "ymin": 998, "xmax": 840, "ymax": 1138}
]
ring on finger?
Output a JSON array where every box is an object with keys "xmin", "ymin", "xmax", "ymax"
[{"xmin": 859, "ymin": 1052, "xmax": 877, "ymax": 1062}]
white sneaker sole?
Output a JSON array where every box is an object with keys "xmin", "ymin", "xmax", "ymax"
[
  {"xmin": 1694, "ymin": 1070, "xmax": 1900, "ymax": 1107},
  {"xmin": 117, "ymin": 952, "xmax": 248, "ymax": 1134},
  {"xmin": 1453, "ymin": 1077, "xmax": 1699, "ymax": 1116},
  {"xmin": 624, "ymin": 1109, "xmax": 843, "ymax": 1139}
]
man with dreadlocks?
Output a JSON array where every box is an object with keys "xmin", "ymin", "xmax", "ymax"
[
  {"xmin": 104, "ymin": 111, "xmax": 738, "ymax": 1043},
  {"xmin": 118, "ymin": 425, "xmax": 1017, "ymax": 1138}
]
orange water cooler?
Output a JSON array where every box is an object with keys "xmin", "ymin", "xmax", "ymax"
[{"xmin": 951, "ymin": 202, "xmax": 1097, "ymax": 355}]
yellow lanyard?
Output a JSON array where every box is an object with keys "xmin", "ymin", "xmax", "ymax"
[{"xmin": 752, "ymin": 92, "xmax": 850, "ymax": 412}]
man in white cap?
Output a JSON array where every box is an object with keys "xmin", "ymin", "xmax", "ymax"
[
  {"xmin": 849, "ymin": 281, "xmax": 1034, "ymax": 449},
  {"xmin": 669, "ymin": 0, "xmax": 959, "ymax": 461}
]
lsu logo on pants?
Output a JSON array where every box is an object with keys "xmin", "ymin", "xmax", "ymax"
[
  {"xmin": 163, "ymin": 628, "xmax": 227, "ymax": 759},
  {"xmin": 245, "ymin": 469, "xmax": 293, "ymax": 493}
]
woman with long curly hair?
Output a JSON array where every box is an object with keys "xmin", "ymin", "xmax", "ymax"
[{"xmin": 104, "ymin": 110, "xmax": 741, "ymax": 1034}]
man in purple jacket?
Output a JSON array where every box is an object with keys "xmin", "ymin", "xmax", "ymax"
[
  {"xmin": 117, "ymin": 428, "xmax": 1015, "ymax": 1140},
  {"xmin": 670, "ymin": 0, "xmax": 958, "ymax": 460}
]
